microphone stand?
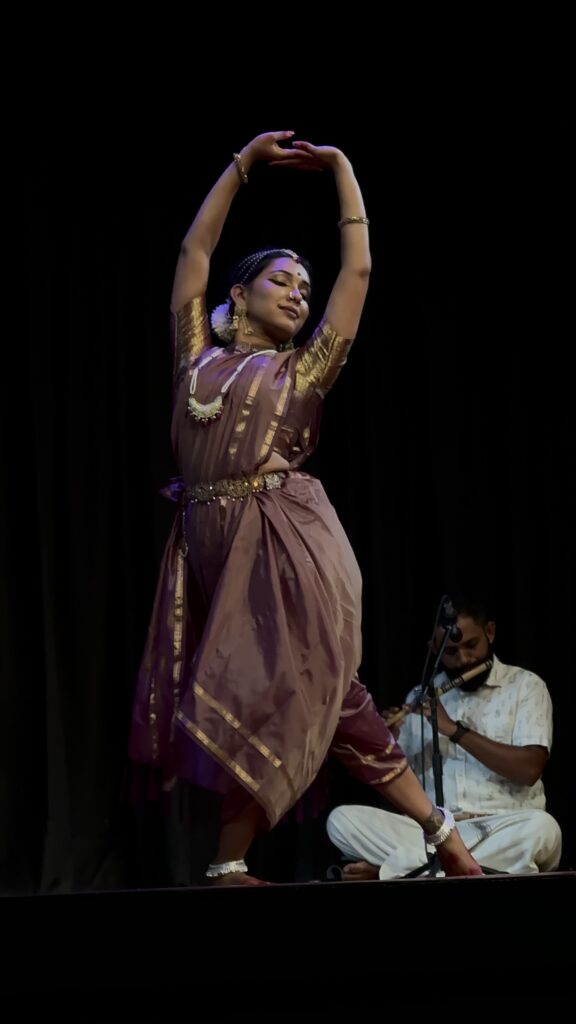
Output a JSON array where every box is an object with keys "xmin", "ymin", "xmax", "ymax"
[
  {"xmin": 417, "ymin": 626, "xmax": 452, "ymax": 876},
  {"xmin": 401, "ymin": 599, "xmax": 454, "ymax": 879}
]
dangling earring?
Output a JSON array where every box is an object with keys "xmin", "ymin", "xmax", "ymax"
[{"xmin": 235, "ymin": 305, "xmax": 254, "ymax": 336}]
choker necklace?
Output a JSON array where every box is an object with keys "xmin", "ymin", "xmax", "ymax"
[{"xmin": 187, "ymin": 346, "xmax": 276, "ymax": 424}]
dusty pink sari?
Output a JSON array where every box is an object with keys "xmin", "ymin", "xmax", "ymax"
[{"xmin": 128, "ymin": 299, "xmax": 406, "ymax": 825}]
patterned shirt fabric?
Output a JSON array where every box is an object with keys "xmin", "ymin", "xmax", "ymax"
[{"xmin": 399, "ymin": 655, "xmax": 552, "ymax": 814}]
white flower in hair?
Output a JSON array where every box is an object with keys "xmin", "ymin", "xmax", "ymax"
[{"xmin": 210, "ymin": 301, "xmax": 235, "ymax": 343}]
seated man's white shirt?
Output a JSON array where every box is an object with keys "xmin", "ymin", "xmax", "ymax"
[{"xmin": 399, "ymin": 655, "xmax": 552, "ymax": 815}]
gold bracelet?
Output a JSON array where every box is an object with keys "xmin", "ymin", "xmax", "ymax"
[
  {"xmin": 338, "ymin": 216, "xmax": 370, "ymax": 228},
  {"xmin": 233, "ymin": 152, "xmax": 249, "ymax": 185}
]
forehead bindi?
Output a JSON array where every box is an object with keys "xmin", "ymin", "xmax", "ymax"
[{"xmin": 267, "ymin": 258, "xmax": 310, "ymax": 286}]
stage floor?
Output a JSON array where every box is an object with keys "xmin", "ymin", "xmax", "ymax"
[{"xmin": 3, "ymin": 872, "xmax": 574, "ymax": 1015}]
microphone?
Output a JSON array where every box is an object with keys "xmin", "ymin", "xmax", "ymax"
[{"xmin": 439, "ymin": 596, "xmax": 463, "ymax": 643}]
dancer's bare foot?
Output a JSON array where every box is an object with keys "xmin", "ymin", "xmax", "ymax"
[
  {"xmin": 208, "ymin": 872, "xmax": 272, "ymax": 887},
  {"xmin": 341, "ymin": 860, "xmax": 380, "ymax": 881},
  {"xmin": 437, "ymin": 830, "xmax": 483, "ymax": 876}
]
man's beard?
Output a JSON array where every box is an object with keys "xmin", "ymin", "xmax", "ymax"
[{"xmin": 445, "ymin": 643, "xmax": 494, "ymax": 690}]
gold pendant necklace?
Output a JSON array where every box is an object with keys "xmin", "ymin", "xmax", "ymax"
[{"xmin": 187, "ymin": 347, "xmax": 276, "ymax": 424}]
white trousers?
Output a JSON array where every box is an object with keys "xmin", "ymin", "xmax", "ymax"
[{"xmin": 326, "ymin": 806, "xmax": 562, "ymax": 878}]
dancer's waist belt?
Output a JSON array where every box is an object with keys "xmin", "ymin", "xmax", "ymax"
[{"xmin": 184, "ymin": 471, "xmax": 287, "ymax": 504}]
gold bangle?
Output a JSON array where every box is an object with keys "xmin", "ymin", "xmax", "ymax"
[
  {"xmin": 233, "ymin": 152, "xmax": 249, "ymax": 185},
  {"xmin": 338, "ymin": 216, "xmax": 370, "ymax": 228}
]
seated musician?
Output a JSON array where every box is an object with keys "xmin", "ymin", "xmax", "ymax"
[{"xmin": 326, "ymin": 592, "xmax": 562, "ymax": 878}]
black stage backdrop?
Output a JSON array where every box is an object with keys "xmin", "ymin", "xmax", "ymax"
[{"xmin": 4, "ymin": 111, "xmax": 574, "ymax": 893}]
